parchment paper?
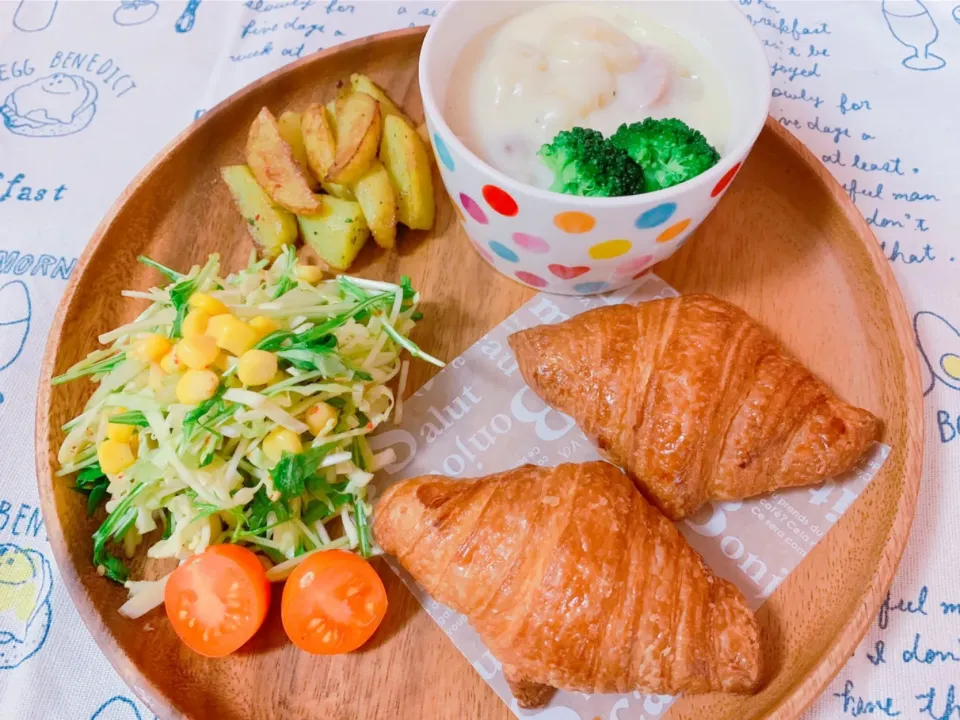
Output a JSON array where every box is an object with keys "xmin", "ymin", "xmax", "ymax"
[{"xmin": 370, "ymin": 274, "xmax": 890, "ymax": 720}]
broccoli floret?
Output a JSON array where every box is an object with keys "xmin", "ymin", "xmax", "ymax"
[
  {"xmin": 609, "ymin": 118, "xmax": 721, "ymax": 193},
  {"xmin": 537, "ymin": 127, "xmax": 645, "ymax": 198}
]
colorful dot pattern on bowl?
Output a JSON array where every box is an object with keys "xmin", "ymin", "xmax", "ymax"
[
  {"xmin": 616, "ymin": 254, "xmax": 654, "ymax": 275},
  {"xmin": 711, "ymin": 162, "xmax": 742, "ymax": 197},
  {"xmin": 574, "ymin": 281, "xmax": 609, "ymax": 294},
  {"xmin": 516, "ymin": 270, "xmax": 548, "ymax": 288},
  {"xmin": 656, "ymin": 219, "xmax": 692, "ymax": 243},
  {"xmin": 489, "ymin": 241, "xmax": 519, "ymax": 263},
  {"xmin": 482, "ymin": 185, "xmax": 519, "ymax": 216},
  {"xmin": 589, "ymin": 239, "xmax": 631, "ymax": 260},
  {"xmin": 548, "ymin": 264, "xmax": 590, "ymax": 280},
  {"xmin": 512, "ymin": 232, "xmax": 549, "ymax": 253},
  {"xmin": 635, "ymin": 202, "xmax": 677, "ymax": 229},
  {"xmin": 554, "ymin": 211, "xmax": 595, "ymax": 234},
  {"xmin": 459, "ymin": 193, "xmax": 488, "ymax": 224},
  {"xmin": 433, "ymin": 133, "xmax": 455, "ymax": 172}
]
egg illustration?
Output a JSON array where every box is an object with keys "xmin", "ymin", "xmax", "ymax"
[
  {"xmin": 91, "ymin": 696, "xmax": 145, "ymax": 720},
  {"xmin": 1, "ymin": 72, "xmax": 98, "ymax": 138},
  {"xmin": 0, "ymin": 280, "xmax": 30, "ymax": 373},
  {"xmin": 914, "ymin": 310, "xmax": 960, "ymax": 396},
  {"xmin": 0, "ymin": 543, "xmax": 52, "ymax": 656}
]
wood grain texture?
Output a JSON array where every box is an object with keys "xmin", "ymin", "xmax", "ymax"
[{"xmin": 34, "ymin": 28, "xmax": 923, "ymax": 720}]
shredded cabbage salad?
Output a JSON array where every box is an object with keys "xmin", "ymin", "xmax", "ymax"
[{"xmin": 53, "ymin": 249, "xmax": 441, "ymax": 617}]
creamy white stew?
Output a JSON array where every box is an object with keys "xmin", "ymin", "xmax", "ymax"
[{"xmin": 445, "ymin": 3, "xmax": 731, "ymax": 189}]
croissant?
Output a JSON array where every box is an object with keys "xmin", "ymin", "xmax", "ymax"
[
  {"xmin": 373, "ymin": 462, "xmax": 761, "ymax": 707},
  {"xmin": 508, "ymin": 294, "xmax": 882, "ymax": 520}
]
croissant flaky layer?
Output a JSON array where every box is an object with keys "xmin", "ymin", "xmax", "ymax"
[
  {"xmin": 509, "ymin": 294, "xmax": 882, "ymax": 520},
  {"xmin": 373, "ymin": 462, "xmax": 762, "ymax": 705}
]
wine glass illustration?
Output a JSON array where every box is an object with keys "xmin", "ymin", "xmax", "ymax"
[{"xmin": 882, "ymin": 0, "xmax": 946, "ymax": 71}]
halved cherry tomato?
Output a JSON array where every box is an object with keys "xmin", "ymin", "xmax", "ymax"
[
  {"xmin": 281, "ymin": 550, "xmax": 387, "ymax": 655},
  {"xmin": 164, "ymin": 544, "xmax": 270, "ymax": 657}
]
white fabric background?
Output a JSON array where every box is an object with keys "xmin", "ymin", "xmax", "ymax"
[{"xmin": 0, "ymin": 1, "xmax": 957, "ymax": 718}]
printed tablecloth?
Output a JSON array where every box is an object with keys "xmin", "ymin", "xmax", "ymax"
[{"xmin": 0, "ymin": 2, "xmax": 958, "ymax": 718}]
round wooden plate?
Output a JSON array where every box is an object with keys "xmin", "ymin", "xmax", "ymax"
[{"xmin": 36, "ymin": 27, "xmax": 923, "ymax": 720}]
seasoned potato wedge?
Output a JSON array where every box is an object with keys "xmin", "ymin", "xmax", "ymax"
[
  {"xmin": 380, "ymin": 114, "xmax": 435, "ymax": 230},
  {"xmin": 353, "ymin": 160, "xmax": 398, "ymax": 249},
  {"xmin": 326, "ymin": 91, "xmax": 382, "ymax": 186},
  {"xmin": 277, "ymin": 110, "xmax": 314, "ymax": 184},
  {"xmin": 220, "ymin": 165, "xmax": 298, "ymax": 259},
  {"xmin": 302, "ymin": 103, "xmax": 355, "ymax": 200},
  {"xmin": 302, "ymin": 104, "xmax": 337, "ymax": 180},
  {"xmin": 334, "ymin": 81, "xmax": 351, "ymax": 122},
  {"xmin": 246, "ymin": 107, "xmax": 321, "ymax": 214},
  {"xmin": 349, "ymin": 73, "xmax": 412, "ymax": 125},
  {"xmin": 297, "ymin": 195, "xmax": 370, "ymax": 270}
]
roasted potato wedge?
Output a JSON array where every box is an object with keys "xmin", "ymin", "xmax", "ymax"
[
  {"xmin": 220, "ymin": 165, "xmax": 298, "ymax": 259},
  {"xmin": 302, "ymin": 104, "xmax": 337, "ymax": 180},
  {"xmin": 326, "ymin": 91, "xmax": 382, "ymax": 186},
  {"xmin": 334, "ymin": 80, "xmax": 351, "ymax": 122},
  {"xmin": 301, "ymin": 103, "xmax": 355, "ymax": 200},
  {"xmin": 353, "ymin": 160, "xmax": 398, "ymax": 249},
  {"xmin": 277, "ymin": 110, "xmax": 314, "ymax": 184},
  {"xmin": 380, "ymin": 114, "xmax": 435, "ymax": 230},
  {"xmin": 297, "ymin": 195, "xmax": 370, "ymax": 270},
  {"xmin": 349, "ymin": 73, "xmax": 412, "ymax": 125},
  {"xmin": 246, "ymin": 107, "xmax": 321, "ymax": 214}
]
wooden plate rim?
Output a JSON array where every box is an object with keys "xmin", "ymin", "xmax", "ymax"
[
  {"xmin": 33, "ymin": 26, "xmax": 923, "ymax": 720},
  {"xmin": 754, "ymin": 117, "xmax": 924, "ymax": 718}
]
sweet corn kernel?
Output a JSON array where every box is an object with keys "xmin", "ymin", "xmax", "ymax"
[
  {"xmin": 176, "ymin": 369, "xmax": 219, "ymax": 405},
  {"xmin": 182, "ymin": 308, "xmax": 211, "ymax": 339},
  {"xmin": 188, "ymin": 292, "xmax": 229, "ymax": 316},
  {"xmin": 262, "ymin": 427, "xmax": 303, "ymax": 462},
  {"xmin": 295, "ymin": 265, "xmax": 324, "ymax": 284},
  {"xmin": 237, "ymin": 349, "xmax": 278, "ymax": 386},
  {"xmin": 148, "ymin": 362, "xmax": 166, "ymax": 391},
  {"xmin": 160, "ymin": 348, "xmax": 180, "ymax": 374},
  {"xmin": 132, "ymin": 334, "xmax": 171, "ymax": 362},
  {"xmin": 206, "ymin": 313, "xmax": 233, "ymax": 340},
  {"xmin": 249, "ymin": 315, "xmax": 280, "ymax": 340},
  {"xmin": 210, "ymin": 315, "xmax": 258, "ymax": 356},
  {"xmin": 129, "ymin": 433, "xmax": 140, "ymax": 457},
  {"xmin": 305, "ymin": 401, "xmax": 338, "ymax": 437},
  {"xmin": 97, "ymin": 439, "xmax": 135, "ymax": 475},
  {"xmin": 213, "ymin": 352, "xmax": 231, "ymax": 373},
  {"xmin": 176, "ymin": 335, "xmax": 219, "ymax": 370},
  {"xmin": 107, "ymin": 421, "xmax": 135, "ymax": 443}
]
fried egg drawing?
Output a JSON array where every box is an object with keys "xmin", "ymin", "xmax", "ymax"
[
  {"xmin": 1, "ymin": 73, "xmax": 98, "ymax": 138},
  {"xmin": 914, "ymin": 310, "xmax": 960, "ymax": 396},
  {"xmin": 91, "ymin": 696, "xmax": 145, "ymax": 720},
  {"xmin": 0, "ymin": 280, "xmax": 31, "ymax": 375},
  {"xmin": 0, "ymin": 544, "xmax": 51, "ymax": 645}
]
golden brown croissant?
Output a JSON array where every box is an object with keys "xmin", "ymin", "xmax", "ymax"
[
  {"xmin": 508, "ymin": 294, "xmax": 882, "ymax": 520},
  {"xmin": 373, "ymin": 462, "xmax": 761, "ymax": 706}
]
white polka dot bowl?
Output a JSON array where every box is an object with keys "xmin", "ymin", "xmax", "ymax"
[{"xmin": 419, "ymin": 0, "xmax": 771, "ymax": 295}]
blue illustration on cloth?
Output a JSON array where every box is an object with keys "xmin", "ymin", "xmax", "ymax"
[
  {"xmin": 881, "ymin": 0, "xmax": 946, "ymax": 71},
  {"xmin": 0, "ymin": 73, "xmax": 98, "ymax": 138},
  {"xmin": 113, "ymin": 0, "xmax": 159, "ymax": 27},
  {"xmin": 914, "ymin": 311, "xmax": 960, "ymax": 396},
  {"xmin": 174, "ymin": 0, "xmax": 202, "ymax": 33},
  {"xmin": 0, "ymin": 543, "xmax": 53, "ymax": 670},
  {"xmin": 90, "ymin": 695, "xmax": 158, "ymax": 720},
  {"xmin": 0, "ymin": 279, "xmax": 31, "ymax": 406},
  {"xmin": 12, "ymin": 0, "xmax": 58, "ymax": 33}
]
